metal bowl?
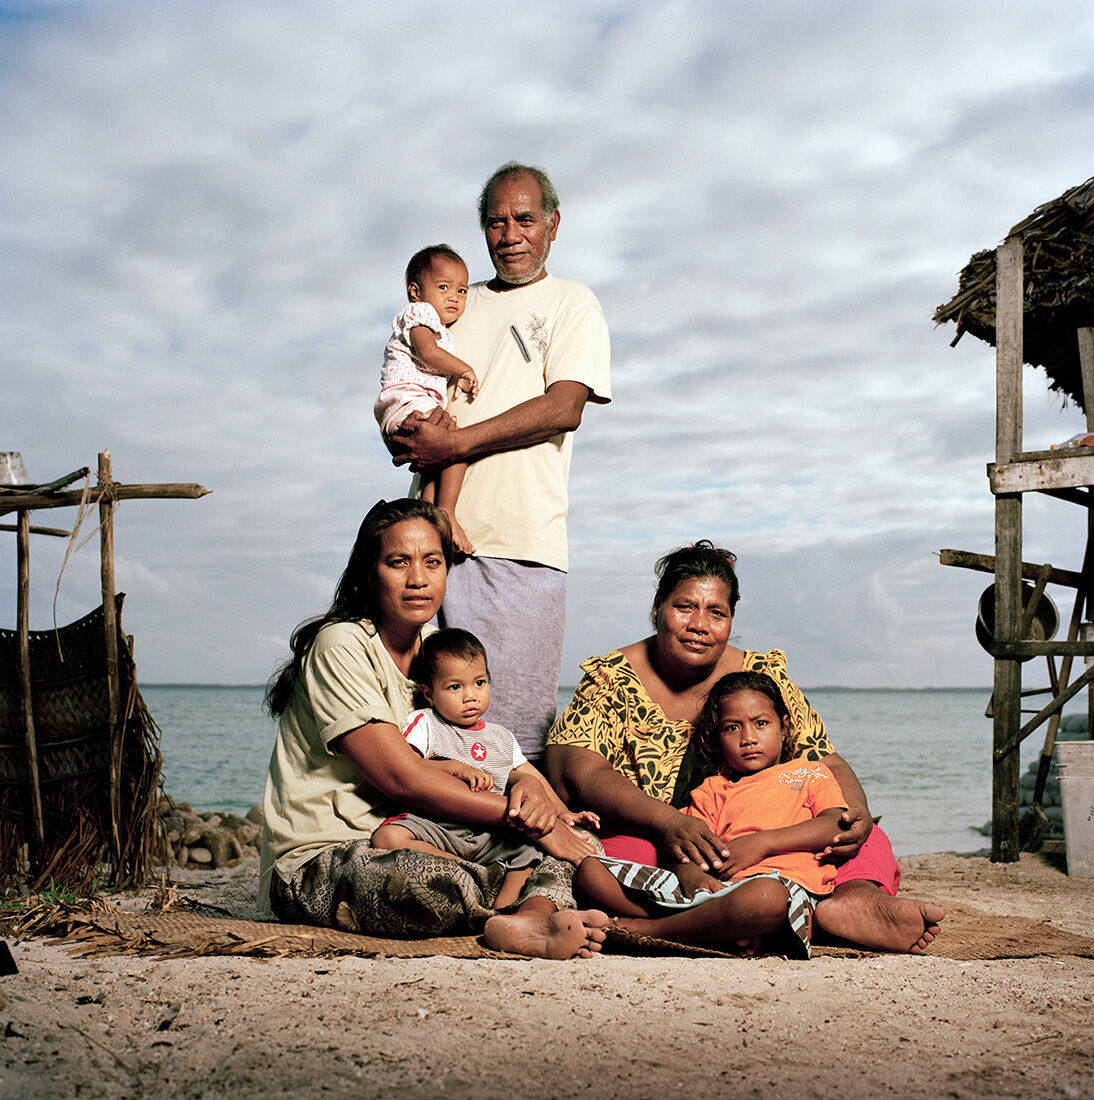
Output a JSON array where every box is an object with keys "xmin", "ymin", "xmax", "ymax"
[{"xmin": 975, "ymin": 582, "xmax": 1059, "ymax": 661}]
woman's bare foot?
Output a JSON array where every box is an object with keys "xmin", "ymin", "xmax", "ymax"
[
  {"xmin": 484, "ymin": 901, "xmax": 610, "ymax": 959},
  {"xmin": 814, "ymin": 881, "xmax": 944, "ymax": 953}
]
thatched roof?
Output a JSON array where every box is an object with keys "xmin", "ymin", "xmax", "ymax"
[{"xmin": 933, "ymin": 176, "xmax": 1094, "ymax": 411}]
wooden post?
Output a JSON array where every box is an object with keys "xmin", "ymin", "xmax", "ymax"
[
  {"xmin": 16, "ymin": 510, "xmax": 46, "ymax": 863},
  {"xmin": 1079, "ymin": 329, "xmax": 1094, "ymax": 738},
  {"xmin": 992, "ymin": 237, "xmax": 1024, "ymax": 862},
  {"xmin": 97, "ymin": 450, "xmax": 123, "ymax": 865}
]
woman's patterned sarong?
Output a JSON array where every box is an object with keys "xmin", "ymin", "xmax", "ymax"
[{"xmin": 270, "ymin": 842, "xmax": 577, "ymax": 937}]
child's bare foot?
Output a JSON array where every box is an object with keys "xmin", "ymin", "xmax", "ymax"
[
  {"xmin": 814, "ymin": 882, "xmax": 944, "ymax": 953},
  {"xmin": 484, "ymin": 904, "xmax": 610, "ymax": 959}
]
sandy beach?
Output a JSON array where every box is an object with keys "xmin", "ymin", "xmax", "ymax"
[{"xmin": 1, "ymin": 849, "xmax": 1090, "ymax": 1099}]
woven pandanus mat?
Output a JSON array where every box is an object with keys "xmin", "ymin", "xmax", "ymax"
[
  {"xmin": 12, "ymin": 901, "xmax": 508, "ymax": 960},
  {"xmin": 10, "ymin": 899, "xmax": 1094, "ymax": 961}
]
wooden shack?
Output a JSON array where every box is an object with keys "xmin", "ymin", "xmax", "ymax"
[
  {"xmin": 0, "ymin": 451, "xmax": 207, "ymax": 891},
  {"xmin": 935, "ymin": 176, "xmax": 1094, "ymax": 862}
]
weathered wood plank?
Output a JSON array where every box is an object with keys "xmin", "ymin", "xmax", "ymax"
[
  {"xmin": 98, "ymin": 451, "xmax": 123, "ymax": 870},
  {"xmin": 938, "ymin": 549, "xmax": 1083, "ymax": 589},
  {"xmin": 0, "ymin": 483, "xmax": 210, "ymax": 516},
  {"xmin": 989, "ymin": 454, "xmax": 1094, "ymax": 494},
  {"xmin": 993, "ymin": 237, "xmax": 1023, "ymax": 863},
  {"xmin": 17, "ymin": 510, "xmax": 46, "ymax": 861},
  {"xmin": 1079, "ymin": 327, "xmax": 1094, "ymax": 432},
  {"xmin": 994, "ymin": 661, "xmax": 1094, "ymax": 760},
  {"xmin": 0, "ymin": 522, "xmax": 71, "ymax": 537},
  {"xmin": 991, "ymin": 640, "xmax": 1094, "ymax": 657}
]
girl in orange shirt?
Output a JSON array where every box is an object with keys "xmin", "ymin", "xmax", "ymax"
[{"xmin": 574, "ymin": 671, "xmax": 847, "ymax": 956}]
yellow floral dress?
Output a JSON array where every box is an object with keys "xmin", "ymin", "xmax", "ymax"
[{"xmin": 547, "ymin": 649, "xmax": 834, "ymax": 808}]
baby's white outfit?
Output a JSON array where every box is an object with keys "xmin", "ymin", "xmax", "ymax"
[{"xmin": 374, "ymin": 302, "xmax": 454, "ymax": 439}]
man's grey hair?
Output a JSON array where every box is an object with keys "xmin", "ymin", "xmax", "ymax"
[{"xmin": 477, "ymin": 162, "xmax": 559, "ymax": 229}]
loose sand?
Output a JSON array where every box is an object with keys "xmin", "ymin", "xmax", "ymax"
[{"xmin": 1, "ymin": 850, "xmax": 1091, "ymax": 1099}]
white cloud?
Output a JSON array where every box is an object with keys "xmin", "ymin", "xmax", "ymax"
[{"xmin": 2, "ymin": 0, "xmax": 1093, "ymax": 686}]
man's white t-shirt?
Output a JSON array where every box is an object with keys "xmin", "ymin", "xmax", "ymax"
[{"xmin": 449, "ymin": 275, "xmax": 611, "ymax": 572}]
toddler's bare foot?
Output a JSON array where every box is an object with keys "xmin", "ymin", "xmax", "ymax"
[
  {"xmin": 814, "ymin": 882, "xmax": 944, "ymax": 953},
  {"xmin": 484, "ymin": 904, "xmax": 609, "ymax": 959}
]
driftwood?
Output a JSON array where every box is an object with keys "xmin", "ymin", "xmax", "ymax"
[{"xmin": 0, "ymin": 482, "xmax": 208, "ymax": 517}]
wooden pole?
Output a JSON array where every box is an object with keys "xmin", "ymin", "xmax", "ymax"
[
  {"xmin": 1079, "ymin": 330, "xmax": 1094, "ymax": 741},
  {"xmin": 16, "ymin": 510, "xmax": 46, "ymax": 863},
  {"xmin": 992, "ymin": 237, "xmax": 1024, "ymax": 863},
  {"xmin": 0, "ymin": 482, "xmax": 209, "ymax": 517},
  {"xmin": 97, "ymin": 451, "xmax": 123, "ymax": 868}
]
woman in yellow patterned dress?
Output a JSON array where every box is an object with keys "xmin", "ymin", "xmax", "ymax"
[{"xmin": 545, "ymin": 541, "xmax": 944, "ymax": 953}]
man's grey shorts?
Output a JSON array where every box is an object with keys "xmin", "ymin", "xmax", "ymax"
[{"xmin": 385, "ymin": 813, "xmax": 544, "ymax": 870}]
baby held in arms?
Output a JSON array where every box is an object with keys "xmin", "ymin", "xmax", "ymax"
[
  {"xmin": 374, "ymin": 245, "xmax": 478, "ymax": 554},
  {"xmin": 574, "ymin": 671, "xmax": 848, "ymax": 957},
  {"xmin": 371, "ymin": 628, "xmax": 599, "ymax": 910}
]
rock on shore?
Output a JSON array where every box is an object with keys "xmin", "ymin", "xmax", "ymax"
[{"xmin": 155, "ymin": 794, "xmax": 263, "ymax": 870}]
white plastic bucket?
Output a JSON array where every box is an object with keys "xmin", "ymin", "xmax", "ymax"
[
  {"xmin": 1057, "ymin": 741, "xmax": 1094, "ymax": 778},
  {"xmin": 1055, "ymin": 744, "xmax": 1094, "ymax": 874}
]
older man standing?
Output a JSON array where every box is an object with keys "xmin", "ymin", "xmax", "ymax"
[{"xmin": 393, "ymin": 162, "xmax": 611, "ymax": 762}]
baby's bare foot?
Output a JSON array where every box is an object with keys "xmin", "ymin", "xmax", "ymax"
[{"xmin": 484, "ymin": 907, "xmax": 609, "ymax": 960}]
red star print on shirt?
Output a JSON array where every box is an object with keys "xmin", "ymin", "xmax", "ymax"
[{"xmin": 471, "ymin": 742, "xmax": 487, "ymax": 762}]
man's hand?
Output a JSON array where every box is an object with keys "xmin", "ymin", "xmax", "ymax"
[
  {"xmin": 818, "ymin": 806, "xmax": 872, "ymax": 864},
  {"xmin": 505, "ymin": 774, "xmax": 557, "ymax": 838},
  {"xmin": 658, "ymin": 810, "xmax": 729, "ymax": 872},
  {"xmin": 389, "ymin": 407, "xmax": 461, "ymax": 470}
]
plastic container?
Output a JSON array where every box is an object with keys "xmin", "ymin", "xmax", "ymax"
[
  {"xmin": 1057, "ymin": 741, "xmax": 1094, "ymax": 777},
  {"xmin": 1058, "ymin": 742, "xmax": 1094, "ymax": 876}
]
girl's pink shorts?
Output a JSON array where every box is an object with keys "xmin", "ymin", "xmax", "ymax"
[{"xmin": 599, "ymin": 824, "xmax": 901, "ymax": 896}]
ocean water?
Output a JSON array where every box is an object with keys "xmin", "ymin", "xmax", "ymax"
[{"xmin": 143, "ymin": 684, "xmax": 1061, "ymax": 858}]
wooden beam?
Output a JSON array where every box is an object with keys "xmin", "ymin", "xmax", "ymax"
[
  {"xmin": 0, "ymin": 482, "xmax": 209, "ymax": 517},
  {"xmin": 16, "ymin": 510, "xmax": 46, "ymax": 863},
  {"xmin": 991, "ymin": 640, "xmax": 1094, "ymax": 657},
  {"xmin": 1079, "ymin": 327, "xmax": 1094, "ymax": 433},
  {"xmin": 939, "ymin": 549, "xmax": 1083, "ymax": 589},
  {"xmin": 993, "ymin": 236, "xmax": 1023, "ymax": 864},
  {"xmin": 0, "ymin": 523, "xmax": 71, "ymax": 537},
  {"xmin": 989, "ymin": 454, "xmax": 1094, "ymax": 494},
  {"xmin": 994, "ymin": 661, "xmax": 1094, "ymax": 760},
  {"xmin": 97, "ymin": 451, "xmax": 123, "ymax": 871},
  {"xmin": 1039, "ymin": 487, "xmax": 1092, "ymax": 507}
]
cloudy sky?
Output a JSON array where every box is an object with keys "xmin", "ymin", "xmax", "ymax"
[{"xmin": 3, "ymin": 0, "xmax": 1093, "ymax": 689}]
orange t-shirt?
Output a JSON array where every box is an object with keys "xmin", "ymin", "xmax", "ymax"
[{"xmin": 683, "ymin": 761, "xmax": 847, "ymax": 895}]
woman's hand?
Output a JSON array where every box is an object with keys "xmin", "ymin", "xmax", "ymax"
[
  {"xmin": 716, "ymin": 833, "xmax": 772, "ymax": 879},
  {"xmin": 536, "ymin": 822, "xmax": 600, "ymax": 866},
  {"xmin": 658, "ymin": 810, "xmax": 730, "ymax": 872},
  {"xmin": 506, "ymin": 775, "xmax": 558, "ymax": 838},
  {"xmin": 819, "ymin": 806, "xmax": 873, "ymax": 864},
  {"xmin": 674, "ymin": 862, "xmax": 724, "ymax": 900}
]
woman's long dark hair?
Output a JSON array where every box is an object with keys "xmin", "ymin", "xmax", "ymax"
[
  {"xmin": 692, "ymin": 671, "xmax": 795, "ymax": 775},
  {"xmin": 264, "ymin": 498, "xmax": 453, "ymax": 717}
]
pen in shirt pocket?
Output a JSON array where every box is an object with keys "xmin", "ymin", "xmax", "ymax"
[{"xmin": 510, "ymin": 325, "xmax": 531, "ymax": 362}]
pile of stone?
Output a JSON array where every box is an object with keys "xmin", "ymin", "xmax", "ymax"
[
  {"xmin": 978, "ymin": 715, "xmax": 1089, "ymax": 841},
  {"xmin": 155, "ymin": 794, "xmax": 263, "ymax": 870}
]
